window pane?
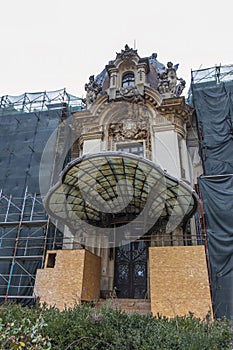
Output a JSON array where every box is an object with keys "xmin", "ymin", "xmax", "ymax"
[
  {"xmin": 122, "ymin": 72, "xmax": 135, "ymax": 87},
  {"xmin": 117, "ymin": 143, "xmax": 144, "ymax": 157}
]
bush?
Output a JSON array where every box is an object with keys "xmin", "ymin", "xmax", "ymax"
[
  {"xmin": 0, "ymin": 303, "xmax": 51, "ymax": 349},
  {"xmin": 0, "ymin": 302, "xmax": 232, "ymax": 349}
]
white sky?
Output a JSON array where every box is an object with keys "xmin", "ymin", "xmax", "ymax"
[{"xmin": 1, "ymin": 0, "xmax": 232, "ymax": 98}]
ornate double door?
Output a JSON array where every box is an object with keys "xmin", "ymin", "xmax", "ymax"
[{"xmin": 114, "ymin": 241, "xmax": 148, "ymax": 299}]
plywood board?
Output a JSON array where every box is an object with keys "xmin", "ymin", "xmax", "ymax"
[
  {"xmin": 34, "ymin": 249, "xmax": 101, "ymax": 310},
  {"xmin": 149, "ymin": 246, "xmax": 213, "ymax": 319}
]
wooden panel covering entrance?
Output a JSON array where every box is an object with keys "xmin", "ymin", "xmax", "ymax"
[
  {"xmin": 149, "ymin": 246, "xmax": 213, "ymax": 319},
  {"xmin": 34, "ymin": 249, "xmax": 101, "ymax": 310}
]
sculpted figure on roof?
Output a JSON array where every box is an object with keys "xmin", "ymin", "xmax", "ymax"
[
  {"xmin": 158, "ymin": 61, "xmax": 186, "ymax": 97},
  {"xmin": 175, "ymin": 78, "xmax": 186, "ymax": 96},
  {"xmin": 83, "ymin": 75, "xmax": 102, "ymax": 107}
]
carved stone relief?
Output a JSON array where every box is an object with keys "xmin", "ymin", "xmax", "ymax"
[
  {"xmin": 108, "ymin": 121, "xmax": 148, "ymax": 142},
  {"xmin": 116, "ymin": 44, "xmax": 139, "ymax": 61},
  {"xmin": 108, "ymin": 115, "xmax": 152, "ymax": 158},
  {"xmin": 117, "ymin": 86, "xmax": 145, "ymax": 103}
]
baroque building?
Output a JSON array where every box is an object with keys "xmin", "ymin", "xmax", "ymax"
[
  {"xmin": 34, "ymin": 45, "xmax": 213, "ymax": 317},
  {"xmin": 0, "ymin": 45, "xmax": 216, "ymax": 318}
]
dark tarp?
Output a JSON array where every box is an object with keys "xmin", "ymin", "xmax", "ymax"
[
  {"xmin": 192, "ymin": 82, "xmax": 233, "ymax": 175},
  {"xmin": 0, "ymin": 109, "xmax": 63, "ymax": 303},
  {"xmin": 198, "ymin": 176, "xmax": 233, "ymax": 320},
  {"xmin": 0, "ymin": 109, "xmax": 62, "ymax": 196},
  {"xmin": 192, "ymin": 80, "xmax": 233, "ymax": 320}
]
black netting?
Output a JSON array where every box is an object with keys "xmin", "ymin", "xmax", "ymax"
[
  {"xmin": 192, "ymin": 81, "xmax": 233, "ymax": 175},
  {"xmin": 192, "ymin": 76, "xmax": 233, "ymax": 320},
  {"xmin": 0, "ymin": 90, "xmax": 82, "ymax": 303},
  {"xmin": 198, "ymin": 176, "xmax": 233, "ymax": 320}
]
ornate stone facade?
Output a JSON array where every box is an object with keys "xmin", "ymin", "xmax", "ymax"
[
  {"xmin": 65, "ymin": 46, "xmax": 200, "ymax": 297},
  {"xmin": 82, "ymin": 45, "xmax": 186, "ymax": 109},
  {"xmin": 73, "ymin": 45, "xmax": 194, "ymax": 181}
]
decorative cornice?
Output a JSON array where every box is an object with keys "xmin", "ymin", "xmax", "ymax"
[
  {"xmin": 157, "ymin": 96, "xmax": 193, "ymax": 115},
  {"xmin": 152, "ymin": 124, "xmax": 176, "ymax": 133},
  {"xmin": 79, "ymin": 130, "xmax": 103, "ymax": 145},
  {"xmin": 144, "ymin": 86, "xmax": 162, "ymax": 108},
  {"xmin": 156, "ymin": 97, "xmax": 193, "ymax": 138}
]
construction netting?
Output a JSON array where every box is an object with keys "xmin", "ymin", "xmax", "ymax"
[
  {"xmin": 0, "ymin": 89, "xmax": 82, "ymax": 303},
  {"xmin": 0, "ymin": 89, "xmax": 82, "ymax": 195},
  {"xmin": 191, "ymin": 71, "xmax": 233, "ymax": 176},
  {"xmin": 191, "ymin": 68, "xmax": 233, "ymax": 320},
  {"xmin": 198, "ymin": 176, "xmax": 233, "ymax": 320}
]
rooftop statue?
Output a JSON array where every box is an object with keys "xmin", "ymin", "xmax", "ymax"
[
  {"xmin": 83, "ymin": 75, "xmax": 102, "ymax": 107},
  {"xmin": 158, "ymin": 62, "xmax": 186, "ymax": 97}
]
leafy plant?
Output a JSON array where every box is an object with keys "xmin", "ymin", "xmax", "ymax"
[
  {"xmin": 0, "ymin": 303, "xmax": 51, "ymax": 349},
  {"xmin": 0, "ymin": 302, "xmax": 232, "ymax": 349}
]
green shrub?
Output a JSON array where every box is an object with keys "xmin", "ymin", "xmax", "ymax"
[
  {"xmin": 0, "ymin": 303, "xmax": 51, "ymax": 349},
  {"xmin": 0, "ymin": 302, "xmax": 232, "ymax": 349}
]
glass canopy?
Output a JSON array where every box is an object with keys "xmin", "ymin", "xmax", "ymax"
[{"xmin": 45, "ymin": 152, "xmax": 198, "ymax": 247}]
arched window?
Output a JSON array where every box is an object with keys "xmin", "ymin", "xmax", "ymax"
[{"xmin": 122, "ymin": 72, "xmax": 135, "ymax": 87}]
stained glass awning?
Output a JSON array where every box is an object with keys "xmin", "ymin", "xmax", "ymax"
[{"xmin": 45, "ymin": 152, "xmax": 198, "ymax": 246}]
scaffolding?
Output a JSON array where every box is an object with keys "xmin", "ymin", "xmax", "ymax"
[
  {"xmin": 0, "ymin": 88, "xmax": 83, "ymax": 303},
  {"xmin": 0, "ymin": 187, "xmax": 64, "ymax": 301},
  {"xmin": 191, "ymin": 64, "xmax": 233, "ymax": 85},
  {"xmin": 0, "ymin": 88, "xmax": 83, "ymax": 115}
]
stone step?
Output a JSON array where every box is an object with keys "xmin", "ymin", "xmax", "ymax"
[{"xmin": 96, "ymin": 298, "xmax": 151, "ymax": 315}]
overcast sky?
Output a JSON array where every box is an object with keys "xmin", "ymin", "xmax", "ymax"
[{"xmin": 1, "ymin": 0, "xmax": 232, "ymax": 98}]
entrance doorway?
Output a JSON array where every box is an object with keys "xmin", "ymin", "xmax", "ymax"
[{"xmin": 114, "ymin": 241, "xmax": 148, "ymax": 299}]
